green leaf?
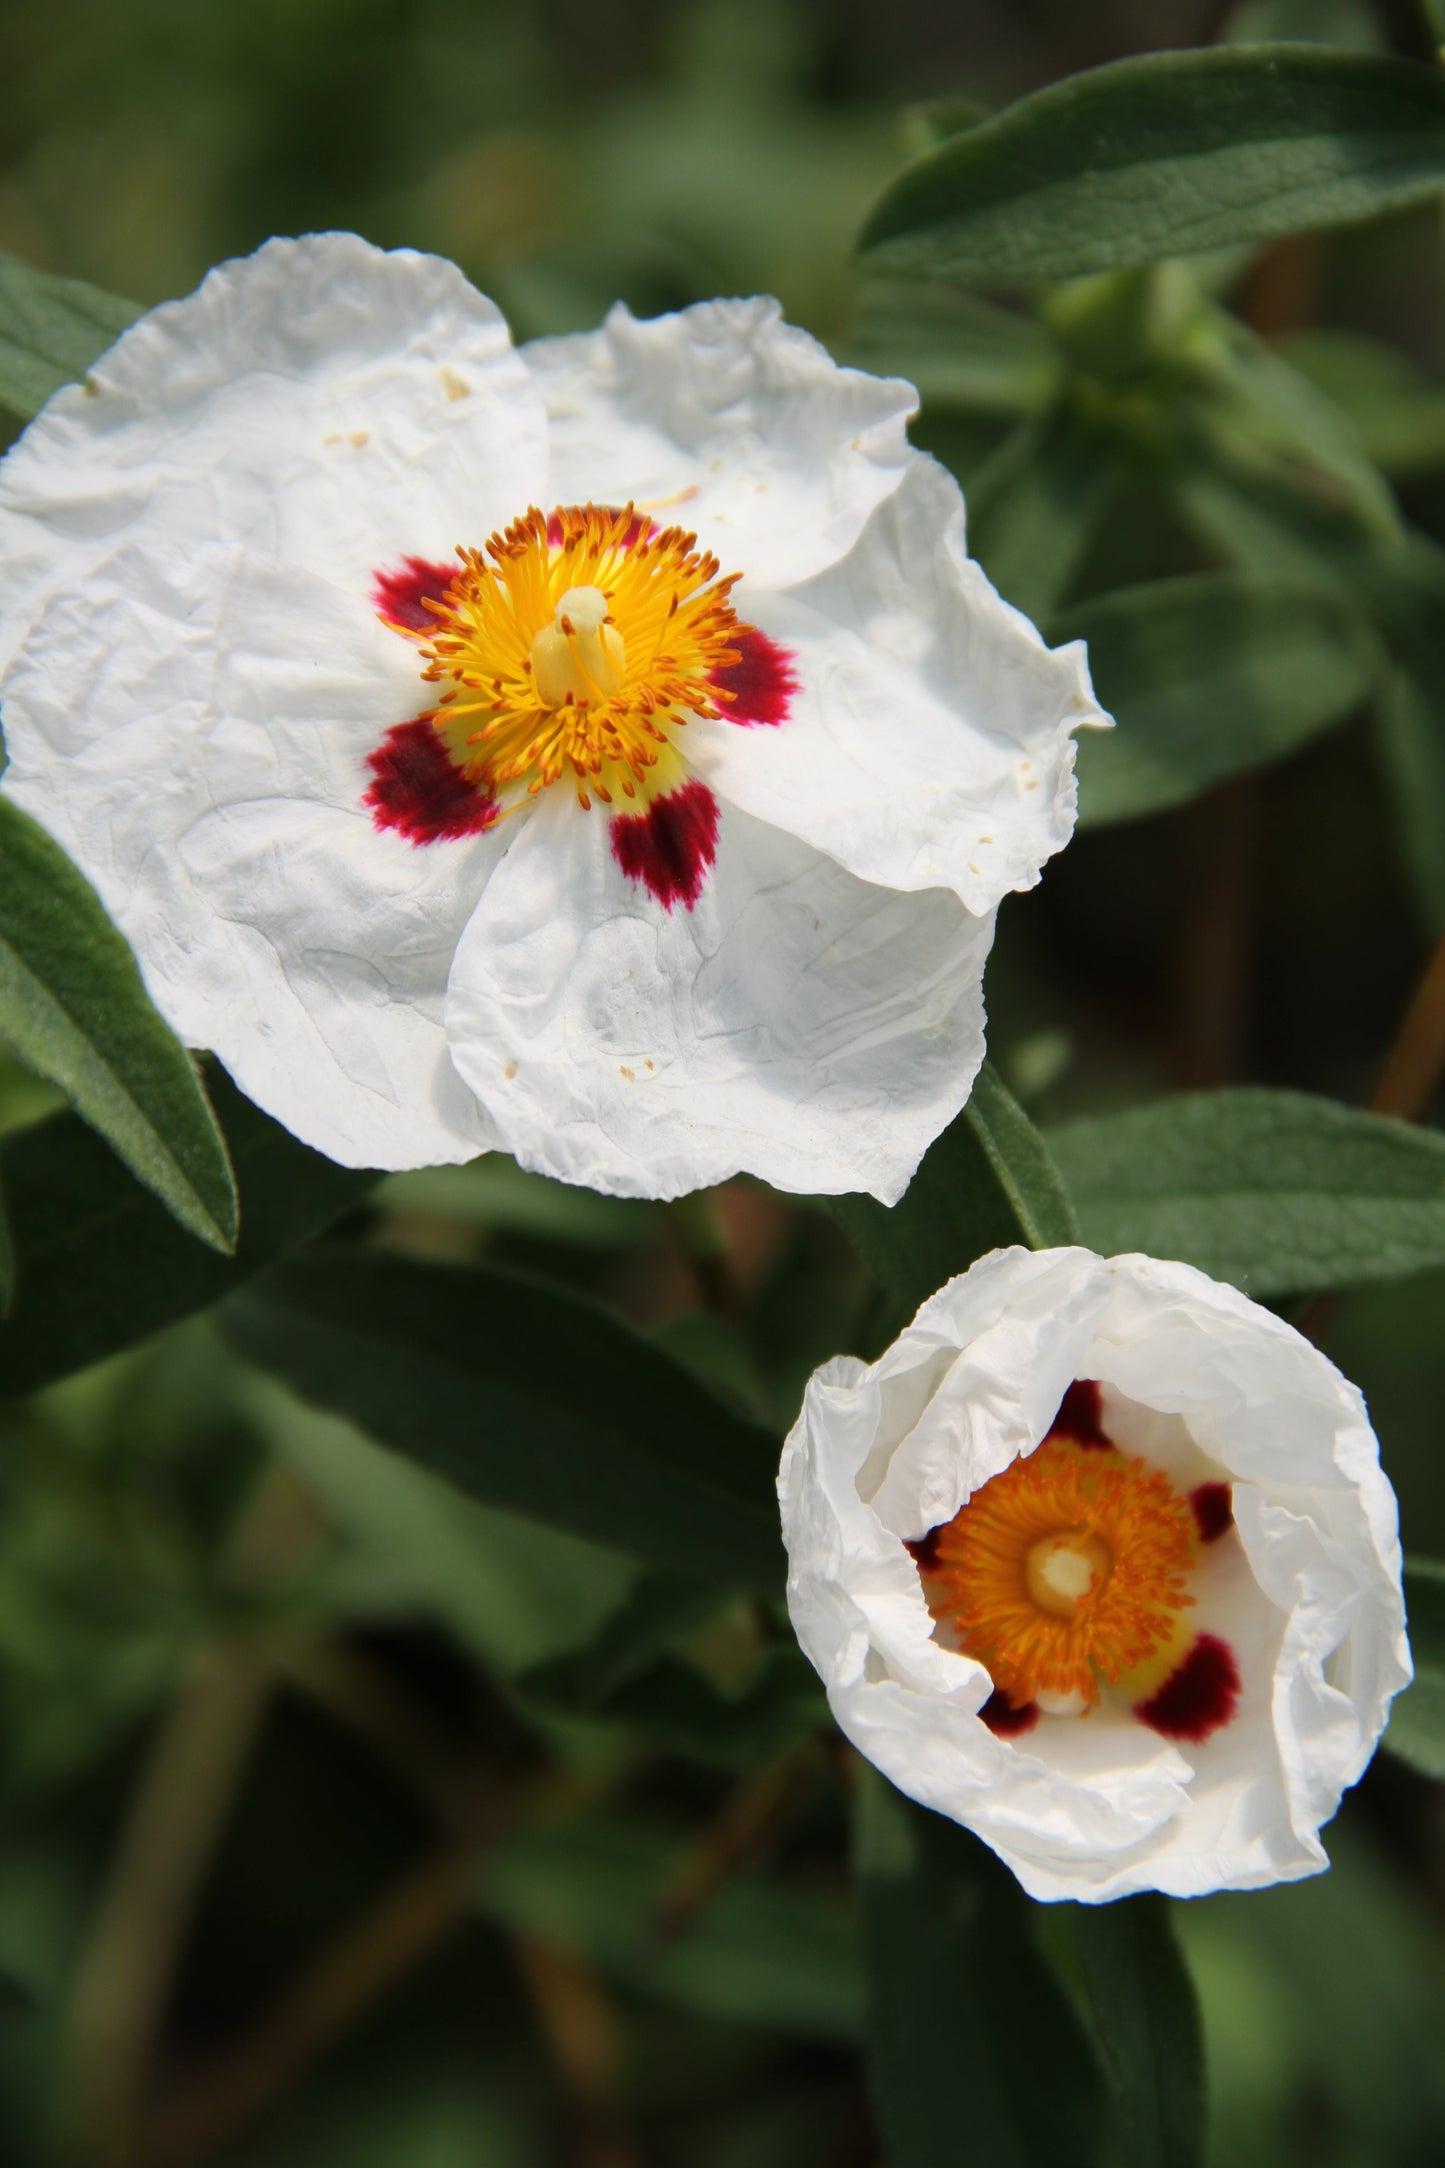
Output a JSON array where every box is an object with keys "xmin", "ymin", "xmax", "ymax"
[
  {"xmin": 578, "ymin": 1569, "xmax": 733, "ymax": 1700},
  {"xmin": 831, "ymin": 1062, "xmax": 1078, "ymax": 1319},
  {"xmin": 0, "ymin": 1170, "xmax": 12, "ymax": 1321},
  {"xmin": 855, "ymin": 1771, "xmax": 1106, "ymax": 2168},
  {"xmin": 263, "ymin": 1392, "xmax": 634, "ymax": 1679},
  {"xmin": 221, "ymin": 1248, "xmax": 783, "ymax": 1592},
  {"xmin": 1276, "ymin": 329, "xmax": 1445, "ymax": 478},
  {"xmin": 0, "ymin": 799, "xmax": 237, "ymax": 1255},
  {"xmin": 1366, "ymin": 533, "xmax": 1445, "ymax": 933},
  {"xmin": 475, "ymin": 1812, "xmax": 862, "ymax": 2039},
  {"xmin": 1384, "ymin": 1558, "xmax": 1445, "ymax": 1779},
  {"xmin": 965, "ymin": 409, "xmax": 1122, "ymax": 619},
  {"xmin": 0, "ymin": 1072, "xmax": 372, "ymax": 1397},
  {"xmin": 374, "ymin": 1155, "xmax": 657, "ymax": 1249},
  {"xmin": 860, "ymin": 47, "xmax": 1445, "ymax": 286},
  {"xmin": 1057, "ymin": 573, "xmax": 1378, "ymax": 826},
  {"xmin": 1074, "ymin": 1896, "xmax": 1206, "ymax": 2168},
  {"xmin": 1198, "ymin": 320, "xmax": 1402, "ymax": 548},
  {"xmin": 845, "ymin": 281, "xmax": 1059, "ymax": 416},
  {"xmin": 0, "ymin": 249, "xmax": 139, "ymax": 419},
  {"xmin": 1048, "ymin": 1088, "xmax": 1445, "ymax": 1297},
  {"xmin": 521, "ymin": 1643, "xmax": 824, "ymax": 1769}
]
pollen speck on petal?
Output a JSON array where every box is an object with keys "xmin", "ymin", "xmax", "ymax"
[
  {"xmin": 373, "ymin": 556, "xmax": 459, "ymax": 632},
  {"xmin": 365, "ymin": 718, "xmax": 499, "ymax": 844},
  {"xmin": 1134, "ymin": 1632, "xmax": 1241, "ymax": 1743},
  {"xmin": 710, "ymin": 623, "xmax": 798, "ymax": 727},
  {"xmin": 610, "ymin": 779, "xmax": 719, "ymax": 909}
]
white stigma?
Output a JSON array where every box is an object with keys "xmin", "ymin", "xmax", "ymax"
[
  {"xmin": 1038, "ymin": 1546, "xmax": 1097, "ymax": 1602},
  {"xmin": 531, "ymin": 586, "xmax": 626, "ymax": 708}
]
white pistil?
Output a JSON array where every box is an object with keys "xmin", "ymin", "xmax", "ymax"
[{"xmin": 531, "ymin": 584, "xmax": 626, "ymax": 708}]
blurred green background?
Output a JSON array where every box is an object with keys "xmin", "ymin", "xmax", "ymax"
[{"xmin": 4, "ymin": 1, "xmax": 1445, "ymax": 2164}]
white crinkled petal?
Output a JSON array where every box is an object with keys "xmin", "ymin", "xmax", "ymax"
[
  {"xmin": 696, "ymin": 460, "xmax": 1109, "ymax": 914},
  {"xmin": 522, "ymin": 298, "xmax": 917, "ymax": 587},
  {"xmin": 1, "ymin": 545, "xmax": 505, "ymax": 1168},
  {"xmin": 778, "ymin": 1246, "xmax": 1411, "ymax": 1902},
  {"xmin": 0, "ymin": 232, "xmax": 548, "ymax": 674},
  {"xmin": 443, "ymin": 790, "xmax": 994, "ymax": 1202}
]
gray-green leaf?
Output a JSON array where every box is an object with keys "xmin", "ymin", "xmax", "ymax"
[
  {"xmin": 831, "ymin": 1062, "xmax": 1078, "ymax": 1320},
  {"xmin": 0, "ymin": 798, "xmax": 237, "ymax": 1255},
  {"xmin": 221, "ymin": 1248, "xmax": 783, "ymax": 1592},
  {"xmin": 1049, "ymin": 1088, "xmax": 1445, "ymax": 1296},
  {"xmin": 0, "ymin": 1170, "xmax": 12, "ymax": 1320},
  {"xmin": 855, "ymin": 1771, "xmax": 1107, "ymax": 2168},
  {"xmin": 1074, "ymin": 1896, "xmax": 1206, "ymax": 2168},
  {"xmin": 1057, "ymin": 573, "xmax": 1378, "ymax": 826},
  {"xmin": 0, "ymin": 250, "xmax": 139, "ymax": 420},
  {"xmin": 1384, "ymin": 1559, "xmax": 1445, "ymax": 1779},
  {"xmin": 860, "ymin": 46, "xmax": 1445, "ymax": 285},
  {"xmin": 0, "ymin": 1071, "xmax": 373, "ymax": 1396}
]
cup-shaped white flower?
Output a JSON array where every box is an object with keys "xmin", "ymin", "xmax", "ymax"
[
  {"xmin": 0, "ymin": 234, "xmax": 1106, "ymax": 1198},
  {"xmin": 778, "ymin": 1246, "xmax": 1411, "ymax": 1902}
]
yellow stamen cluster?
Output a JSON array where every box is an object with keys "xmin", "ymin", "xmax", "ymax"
[
  {"xmin": 923, "ymin": 1441, "xmax": 1197, "ymax": 1710},
  {"xmin": 401, "ymin": 504, "xmax": 744, "ymax": 812}
]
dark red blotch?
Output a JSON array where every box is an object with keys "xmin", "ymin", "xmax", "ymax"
[
  {"xmin": 365, "ymin": 718, "xmax": 499, "ymax": 845},
  {"xmin": 1190, "ymin": 1482, "xmax": 1234, "ymax": 1544},
  {"xmin": 904, "ymin": 1528, "xmax": 944, "ymax": 1574},
  {"xmin": 710, "ymin": 624, "xmax": 798, "ymax": 728},
  {"xmin": 372, "ymin": 555, "xmax": 459, "ymax": 633},
  {"xmin": 610, "ymin": 780, "xmax": 719, "ymax": 910},
  {"xmin": 1134, "ymin": 1633, "xmax": 1240, "ymax": 1744},
  {"xmin": 1046, "ymin": 1378, "xmax": 1110, "ymax": 1450},
  {"xmin": 981, "ymin": 1689, "xmax": 1039, "ymax": 1738}
]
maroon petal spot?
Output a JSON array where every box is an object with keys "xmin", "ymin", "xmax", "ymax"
[
  {"xmin": 372, "ymin": 555, "xmax": 459, "ymax": 632},
  {"xmin": 981, "ymin": 1689, "xmax": 1040, "ymax": 1737},
  {"xmin": 1134, "ymin": 1633, "xmax": 1241, "ymax": 1744},
  {"xmin": 610, "ymin": 780, "xmax": 719, "ymax": 910},
  {"xmin": 1190, "ymin": 1482, "xmax": 1234, "ymax": 1544},
  {"xmin": 904, "ymin": 1528, "xmax": 944, "ymax": 1574},
  {"xmin": 365, "ymin": 718, "xmax": 499, "ymax": 845},
  {"xmin": 1046, "ymin": 1378, "xmax": 1110, "ymax": 1450},
  {"xmin": 709, "ymin": 623, "xmax": 798, "ymax": 728}
]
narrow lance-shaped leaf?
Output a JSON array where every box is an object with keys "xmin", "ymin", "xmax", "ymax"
[
  {"xmin": 1073, "ymin": 1896, "xmax": 1206, "ymax": 2168},
  {"xmin": 1056, "ymin": 573, "xmax": 1378, "ymax": 827},
  {"xmin": 0, "ymin": 249, "xmax": 139, "ymax": 420},
  {"xmin": 0, "ymin": 1071, "xmax": 374, "ymax": 1398},
  {"xmin": 475, "ymin": 1813, "xmax": 862, "ymax": 2042},
  {"xmin": 861, "ymin": 46, "xmax": 1445, "ymax": 285},
  {"xmin": 0, "ymin": 798, "xmax": 237, "ymax": 1255},
  {"xmin": 0, "ymin": 1168, "xmax": 12, "ymax": 1320},
  {"xmin": 854, "ymin": 1771, "xmax": 1107, "ymax": 2168},
  {"xmin": 1383, "ymin": 1559, "xmax": 1445, "ymax": 1779},
  {"xmin": 831, "ymin": 1062, "xmax": 1078, "ymax": 1318},
  {"xmin": 1048, "ymin": 1088, "xmax": 1445, "ymax": 1296},
  {"xmin": 845, "ymin": 282, "xmax": 1059, "ymax": 418},
  {"xmin": 964, "ymin": 408, "xmax": 1121, "ymax": 621},
  {"xmin": 221, "ymin": 1248, "xmax": 784, "ymax": 1593}
]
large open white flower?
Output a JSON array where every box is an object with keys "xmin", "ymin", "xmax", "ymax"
[
  {"xmin": 0, "ymin": 234, "xmax": 1105, "ymax": 1198},
  {"xmin": 778, "ymin": 1246, "xmax": 1410, "ymax": 1901}
]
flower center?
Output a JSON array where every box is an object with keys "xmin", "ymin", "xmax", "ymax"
[
  {"xmin": 921, "ymin": 1440, "xmax": 1197, "ymax": 1711},
  {"xmin": 401, "ymin": 504, "xmax": 744, "ymax": 813}
]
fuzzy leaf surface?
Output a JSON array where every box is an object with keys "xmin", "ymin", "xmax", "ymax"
[{"xmin": 861, "ymin": 47, "xmax": 1445, "ymax": 284}]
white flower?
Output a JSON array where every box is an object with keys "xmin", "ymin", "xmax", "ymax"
[
  {"xmin": 778, "ymin": 1245, "xmax": 1411, "ymax": 1902},
  {"xmin": 0, "ymin": 234, "xmax": 1105, "ymax": 1198}
]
